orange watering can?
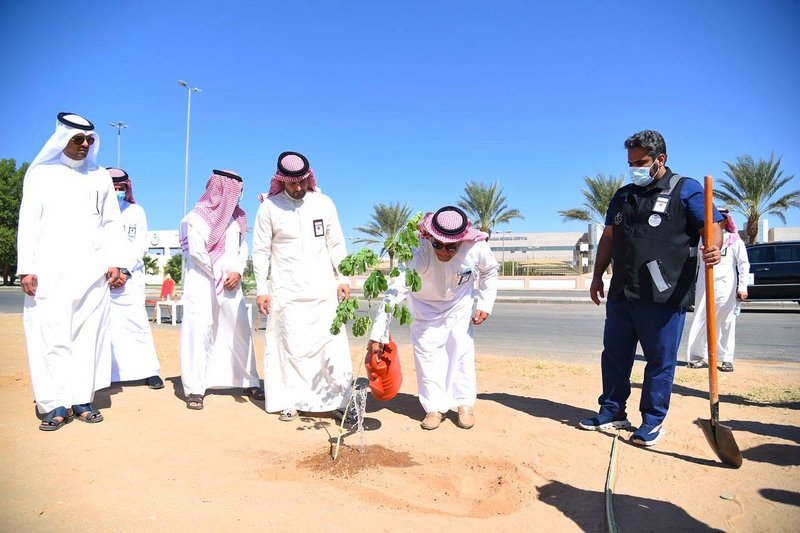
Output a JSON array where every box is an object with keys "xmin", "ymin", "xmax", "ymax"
[{"xmin": 365, "ymin": 336, "xmax": 402, "ymax": 401}]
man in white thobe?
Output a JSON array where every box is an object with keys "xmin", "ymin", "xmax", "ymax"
[
  {"xmin": 179, "ymin": 169, "xmax": 262, "ymax": 410},
  {"xmin": 367, "ymin": 206, "xmax": 498, "ymax": 430},
  {"xmin": 686, "ymin": 208, "xmax": 750, "ymax": 372},
  {"xmin": 252, "ymin": 151, "xmax": 353, "ymax": 421},
  {"xmin": 108, "ymin": 168, "xmax": 163, "ymax": 389},
  {"xmin": 17, "ymin": 112, "xmax": 123, "ymax": 430}
]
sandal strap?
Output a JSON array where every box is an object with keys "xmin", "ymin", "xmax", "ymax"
[{"xmin": 44, "ymin": 406, "xmax": 69, "ymax": 422}]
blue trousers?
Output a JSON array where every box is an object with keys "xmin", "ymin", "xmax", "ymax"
[{"xmin": 598, "ymin": 298, "xmax": 686, "ymax": 427}]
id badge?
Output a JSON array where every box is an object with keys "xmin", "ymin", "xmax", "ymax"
[
  {"xmin": 652, "ymin": 195, "xmax": 670, "ymax": 214},
  {"xmin": 313, "ymin": 219, "xmax": 324, "ymax": 237},
  {"xmin": 457, "ymin": 270, "xmax": 472, "ymax": 286},
  {"xmin": 128, "ymin": 225, "xmax": 137, "ymax": 238}
]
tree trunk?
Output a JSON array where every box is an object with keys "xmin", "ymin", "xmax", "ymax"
[
  {"xmin": 746, "ymin": 217, "xmax": 759, "ymax": 244},
  {"xmin": 388, "ymin": 250, "xmax": 394, "ymax": 270}
]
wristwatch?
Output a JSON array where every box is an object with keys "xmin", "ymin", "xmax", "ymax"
[{"xmin": 120, "ymin": 268, "xmax": 131, "ymax": 277}]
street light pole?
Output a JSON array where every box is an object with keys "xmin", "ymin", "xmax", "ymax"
[
  {"xmin": 177, "ymin": 80, "xmax": 202, "ymax": 216},
  {"xmin": 499, "ymin": 230, "xmax": 511, "ymax": 276},
  {"xmin": 108, "ymin": 121, "xmax": 127, "ymax": 167}
]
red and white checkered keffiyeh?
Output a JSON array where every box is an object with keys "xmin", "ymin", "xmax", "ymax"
[
  {"xmin": 191, "ymin": 170, "xmax": 248, "ymax": 265},
  {"xmin": 719, "ymin": 208, "xmax": 741, "ymax": 247},
  {"xmin": 267, "ymin": 152, "xmax": 318, "ymax": 198},
  {"xmin": 108, "ymin": 167, "xmax": 136, "ymax": 203},
  {"xmin": 418, "ymin": 206, "xmax": 488, "ymax": 243}
]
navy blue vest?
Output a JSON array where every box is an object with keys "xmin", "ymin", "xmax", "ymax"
[{"xmin": 607, "ymin": 171, "xmax": 699, "ymax": 308}]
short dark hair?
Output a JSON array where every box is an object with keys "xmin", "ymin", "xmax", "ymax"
[{"xmin": 624, "ymin": 130, "xmax": 666, "ymax": 159}]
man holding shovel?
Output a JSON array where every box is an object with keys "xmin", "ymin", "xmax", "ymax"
[{"xmin": 579, "ymin": 130, "xmax": 722, "ymax": 446}]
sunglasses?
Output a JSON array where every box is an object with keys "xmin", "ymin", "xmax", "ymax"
[
  {"xmin": 71, "ymin": 135, "xmax": 95, "ymax": 146},
  {"xmin": 431, "ymin": 239, "xmax": 459, "ymax": 252}
]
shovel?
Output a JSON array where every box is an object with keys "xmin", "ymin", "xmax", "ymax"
[{"xmin": 696, "ymin": 175, "xmax": 743, "ymax": 468}]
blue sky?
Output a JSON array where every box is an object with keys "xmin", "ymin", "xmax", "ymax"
[{"xmin": 2, "ymin": 1, "xmax": 799, "ymax": 248}]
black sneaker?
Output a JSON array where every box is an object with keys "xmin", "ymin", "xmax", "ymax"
[{"xmin": 145, "ymin": 375, "xmax": 165, "ymax": 389}]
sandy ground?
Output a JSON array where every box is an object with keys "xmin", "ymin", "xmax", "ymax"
[{"xmin": 1, "ymin": 313, "xmax": 799, "ymax": 532}]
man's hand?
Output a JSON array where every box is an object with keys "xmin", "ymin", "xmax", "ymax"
[
  {"xmin": 700, "ymin": 244, "xmax": 721, "ymax": 267},
  {"xmin": 590, "ymin": 277, "xmax": 605, "ymax": 305},
  {"xmin": 472, "ymin": 310, "xmax": 489, "ymax": 325},
  {"xmin": 337, "ymin": 283, "xmax": 350, "ymax": 301},
  {"xmin": 20, "ymin": 274, "xmax": 37, "ymax": 296},
  {"xmin": 366, "ymin": 340, "xmax": 384, "ymax": 358},
  {"xmin": 117, "ymin": 270, "xmax": 130, "ymax": 288},
  {"xmin": 223, "ymin": 272, "xmax": 241, "ymax": 291},
  {"xmin": 256, "ymin": 294, "xmax": 271, "ymax": 315},
  {"xmin": 737, "ymin": 290, "xmax": 748, "ymax": 301},
  {"xmin": 106, "ymin": 267, "xmax": 121, "ymax": 287}
]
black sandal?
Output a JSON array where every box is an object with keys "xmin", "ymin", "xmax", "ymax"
[
  {"xmin": 186, "ymin": 394, "xmax": 204, "ymax": 410},
  {"xmin": 72, "ymin": 403, "xmax": 104, "ymax": 423},
  {"xmin": 245, "ymin": 387, "xmax": 265, "ymax": 401},
  {"xmin": 39, "ymin": 406, "xmax": 70, "ymax": 432}
]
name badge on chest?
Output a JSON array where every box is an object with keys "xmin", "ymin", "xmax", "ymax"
[
  {"xmin": 652, "ymin": 194, "xmax": 670, "ymax": 214},
  {"xmin": 313, "ymin": 219, "xmax": 325, "ymax": 237},
  {"xmin": 128, "ymin": 225, "xmax": 137, "ymax": 238}
]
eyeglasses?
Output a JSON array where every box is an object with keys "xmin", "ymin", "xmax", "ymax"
[
  {"xmin": 431, "ymin": 239, "xmax": 459, "ymax": 252},
  {"xmin": 71, "ymin": 135, "xmax": 95, "ymax": 146}
]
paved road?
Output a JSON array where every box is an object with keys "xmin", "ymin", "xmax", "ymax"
[{"xmin": 2, "ymin": 286, "xmax": 797, "ymax": 363}]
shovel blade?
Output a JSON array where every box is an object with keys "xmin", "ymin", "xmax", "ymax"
[{"xmin": 697, "ymin": 418, "xmax": 743, "ymax": 468}]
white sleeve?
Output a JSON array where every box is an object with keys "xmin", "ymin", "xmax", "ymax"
[
  {"xmin": 474, "ymin": 241, "xmax": 499, "ymax": 314},
  {"xmin": 234, "ymin": 233, "xmax": 248, "ymax": 275},
  {"xmin": 16, "ymin": 171, "xmax": 44, "ymax": 276},
  {"xmin": 735, "ymin": 240, "xmax": 750, "ymax": 293},
  {"xmin": 184, "ymin": 217, "xmax": 214, "ymax": 277},
  {"xmin": 129, "ymin": 205, "xmax": 148, "ymax": 272},
  {"xmin": 251, "ymin": 203, "xmax": 272, "ymax": 296},
  {"xmin": 368, "ymin": 247, "xmax": 425, "ymax": 343},
  {"xmin": 100, "ymin": 177, "xmax": 125, "ymax": 268},
  {"xmin": 324, "ymin": 197, "xmax": 349, "ymax": 285}
]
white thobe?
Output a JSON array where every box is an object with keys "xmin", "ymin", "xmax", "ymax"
[
  {"xmin": 109, "ymin": 201, "xmax": 161, "ymax": 382},
  {"xmin": 369, "ymin": 240, "xmax": 499, "ymax": 414},
  {"xmin": 252, "ymin": 190, "xmax": 353, "ymax": 413},
  {"xmin": 179, "ymin": 212, "xmax": 259, "ymax": 396},
  {"xmin": 687, "ymin": 235, "xmax": 750, "ymax": 364},
  {"xmin": 17, "ymin": 157, "xmax": 123, "ymax": 413}
]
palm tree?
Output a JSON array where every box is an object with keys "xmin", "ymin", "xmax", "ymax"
[
  {"xmin": 354, "ymin": 202, "xmax": 413, "ymax": 269},
  {"xmin": 559, "ymin": 173, "xmax": 625, "ymax": 227},
  {"xmin": 457, "ymin": 181, "xmax": 523, "ymax": 239},
  {"xmin": 715, "ymin": 153, "xmax": 800, "ymax": 244}
]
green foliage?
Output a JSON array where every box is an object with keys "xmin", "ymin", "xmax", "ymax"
[
  {"xmin": 330, "ymin": 212, "xmax": 423, "ymax": 337},
  {"xmin": 558, "ymin": 173, "xmax": 625, "ymax": 227},
  {"xmin": 457, "ymin": 181, "xmax": 524, "ymax": 239},
  {"xmin": 353, "ymin": 202, "xmax": 412, "ymax": 270},
  {"xmin": 143, "ymin": 254, "xmax": 161, "ymax": 275},
  {"xmin": 715, "ymin": 153, "xmax": 800, "ymax": 244},
  {"xmin": 243, "ymin": 257, "xmax": 254, "ymax": 277},
  {"xmin": 0, "ymin": 159, "xmax": 26, "ymax": 283},
  {"xmin": 164, "ymin": 253, "xmax": 183, "ymax": 284}
]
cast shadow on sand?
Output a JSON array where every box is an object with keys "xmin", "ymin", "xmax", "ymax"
[
  {"xmin": 538, "ymin": 480, "xmax": 723, "ymax": 532},
  {"xmin": 477, "ymin": 392, "xmax": 733, "ymax": 468},
  {"xmin": 365, "ymin": 391, "xmax": 426, "ymax": 422},
  {"xmin": 759, "ymin": 488, "xmax": 800, "ymax": 507},
  {"xmin": 164, "ymin": 375, "xmax": 264, "ymax": 407}
]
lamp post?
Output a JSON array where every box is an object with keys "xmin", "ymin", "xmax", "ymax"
[
  {"xmin": 177, "ymin": 80, "xmax": 202, "ymax": 216},
  {"xmin": 498, "ymin": 230, "xmax": 512, "ymax": 276},
  {"xmin": 108, "ymin": 121, "xmax": 127, "ymax": 167}
]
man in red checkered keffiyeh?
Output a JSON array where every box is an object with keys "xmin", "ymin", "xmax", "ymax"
[{"xmin": 178, "ymin": 169, "xmax": 262, "ymax": 409}]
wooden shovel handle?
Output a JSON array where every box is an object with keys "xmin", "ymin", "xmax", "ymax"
[{"xmin": 703, "ymin": 175, "xmax": 719, "ymax": 410}]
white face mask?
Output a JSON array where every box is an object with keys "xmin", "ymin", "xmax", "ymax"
[{"xmin": 630, "ymin": 163, "xmax": 657, "ymax": 187}]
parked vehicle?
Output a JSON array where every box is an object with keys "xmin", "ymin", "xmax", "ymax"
[{"xmin": 745, "ymin": 241, "xmax": 800, "ymax": 302}]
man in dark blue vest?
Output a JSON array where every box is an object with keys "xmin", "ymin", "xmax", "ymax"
[{"xmin": 579, "ymin": 130, "xmax": 722, "ymax": 446}]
